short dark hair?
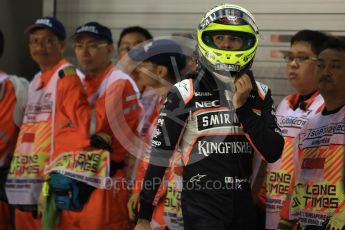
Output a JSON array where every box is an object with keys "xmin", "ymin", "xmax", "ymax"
[
  {"xmin": 320, "ymin": 37, "xmax": 345, "ymax": 53},
  {"xmin": 291, "ymin": 30, "xmax": 329, "ymax": 55},
  {"xmin": 0, "ymin": 30, "xmax": 3, "ymax": 58},
  {"xmin": 117, "ymin": 26, "xmax": 152, "ymax": 48}
]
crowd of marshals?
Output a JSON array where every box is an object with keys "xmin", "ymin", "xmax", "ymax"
[
  {"xmin": 254, "ymin": 30, "xmax": 328, "ymax": 230},
  {"xmin": 2, "ymin": 17, "xmax": 141, "ymax": 230},
  {"xmin": 0, "ymin": 3, "xmax": 344, "ymax": 230}
]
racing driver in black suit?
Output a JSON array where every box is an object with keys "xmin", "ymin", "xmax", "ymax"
[{"xmin": 134, "ymin": 4, "xmax": 284, "ymax": 230}]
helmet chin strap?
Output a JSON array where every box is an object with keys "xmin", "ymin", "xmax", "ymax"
[
  {"xmin": 212, "ymin": 71, "xmax": 235, "ymax": 93},
  {"xmin": 198, "ymin": 56, "xmax": 237, "ymax": 109},
  {"xmin": 213, "ymin": 71, "xmax": 232, "ymax": 84},
  {"xmin": 198, "ymin": 54, "xmax": 236, "ymax": 93}
]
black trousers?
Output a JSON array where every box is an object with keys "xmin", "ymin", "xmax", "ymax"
[
  {"xmin": 183, "ymin": 214, "xmax": 256, "ymax": 230},
  {"xmin": 182, "ymin": 203, "xmax": 256, "ymax": 230}
]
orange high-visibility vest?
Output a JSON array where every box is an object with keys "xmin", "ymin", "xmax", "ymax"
[
  {"xmin": 289, "ymin": 105, "xmax": 345, "ymax": 227},
  {"xmin": 0, "ymin": 72, "xmax": 28, "ymax": 167},
  {"xmin": 264, "ymin": 92, "xmax": 324, "ymax": 229},
  {"xmin": 6, "ymin": 59, "xmax": 90, "ymax": 206}
]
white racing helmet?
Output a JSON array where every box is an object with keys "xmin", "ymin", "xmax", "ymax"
[{"xmin": 197, "ymin": 4, "xmax": 259, "ymax": 80}]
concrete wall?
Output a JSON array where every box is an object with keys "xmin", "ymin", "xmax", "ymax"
[
  {"xmin": 46, "ymin": 0, "xmax": 345, "ymax": 103},
  {"xmin": 0, "ymin": 0, "xmax": 43, "ymax": 79}
]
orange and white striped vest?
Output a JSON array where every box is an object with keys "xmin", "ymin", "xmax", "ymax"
[
  {"xmin": 265, "ymin": 93, "xmax": 324, "ymax": 229},
  {"xmin": 0, "ymin": 73, "xmax": 28, "ymax": 167},
  {"xmin": 6, "ymin": 62, "xmax": 70, "ymax": 206},
  {"xmin": 0, "ymin": 73, "xmax": 14, "ymax": 167},
  {"xmin": 290, "ymin": 105, "xmax": 345, "ymax": 227}
]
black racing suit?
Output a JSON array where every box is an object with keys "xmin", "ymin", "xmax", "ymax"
[{"xmin": 138, "ymin": 69, "xmax": 284, "ymax": 230}]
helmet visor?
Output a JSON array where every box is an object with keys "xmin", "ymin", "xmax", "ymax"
[{"xmin": 202, "ymin": 30, "xmax": 256, "ymax": 51}]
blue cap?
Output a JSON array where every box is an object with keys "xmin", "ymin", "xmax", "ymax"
[
  {"xmin": 73, "ymin": 22, "xmax": 113, "ymax": 43},
  {"xmin": 128, "ymin": 39, "xmax": 186, "ymax": 72},
  {"xmin": 26, "ymin": 17, "xmax": 66, "ymax": 40}
]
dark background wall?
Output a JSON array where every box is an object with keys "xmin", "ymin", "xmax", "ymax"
[{"xmin": 0, "ymin": 0, "xmax": 43, "ymax": 79}]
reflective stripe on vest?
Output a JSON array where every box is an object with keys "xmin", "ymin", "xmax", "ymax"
[
  {"xmin": 87, "ymin": 66, "xmax": 140, "ymax": 137},
  {"xmin": 0, "ymin": 72, "xmax": 9, "ymax": 83},
  {"xmin": 87, "ymin": 66, "xmax": 117, "ymax": 136},
  {"xmin": 0, "ymin": 75, "xmax": 28, "ymax": 167},
  {"xmin": 10, "ymin": 76, "xmax": 29, "ymax": 128},
  {"xmin": 0, "ymin": 73, "xmax": 9, "ymax": 101}
]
